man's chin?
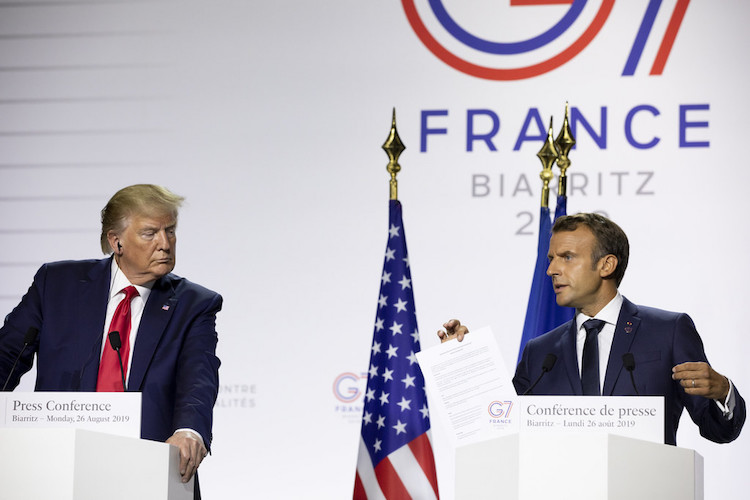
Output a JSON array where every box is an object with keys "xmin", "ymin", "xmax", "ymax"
[
  {"xmin": 554, "ymin": 295, "xmax": 571, "ymax": 308},
  {"xmin": 152, "ymin": 262, "xmax": 175, "ymax": 278}
]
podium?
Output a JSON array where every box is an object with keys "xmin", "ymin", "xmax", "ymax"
[
  {"xmin": 0, "ymin": 428, "xmax": 193, "ymax": 500},
  {"xmin": 455, "ymin": 433, "xmax": 703, "ymax": 500}
]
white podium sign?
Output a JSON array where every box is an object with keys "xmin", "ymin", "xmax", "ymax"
[
  {"xmin": 0, "ymin": 392, "xmax": 141, "ymax": 438},
  {"xmin": 479, "ymin": 395, "xmax": 664, "ymax": 444}
]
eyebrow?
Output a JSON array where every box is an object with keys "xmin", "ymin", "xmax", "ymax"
[{"xmin": 139, "ymin": 223, "xmax": 176, "ymax": 232}]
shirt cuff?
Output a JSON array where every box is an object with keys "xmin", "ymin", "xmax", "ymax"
[
  {"xmin": 173, "ymin": 428, "xmax": 205, "ymax": 447},
  {"xmin": 714, "ymin": 378, "xmax": 736, "ymax": 419}
]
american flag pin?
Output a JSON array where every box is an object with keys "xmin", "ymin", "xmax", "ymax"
[{"xmin": 162, "ymin": 304, "xmax": 170, "ymax": 311}]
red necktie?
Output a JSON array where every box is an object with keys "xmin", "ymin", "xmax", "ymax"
[{"xmin": 97, "ymin": 285, "xmax": 139, "ymax": 391}]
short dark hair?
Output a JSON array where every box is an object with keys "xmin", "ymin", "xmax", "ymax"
[
  {"xmin": 100, "ymin": 184, "xmax": 184, "ymax": 254},
  {"xmin": 552, "ymin": 213, "xmax": 629, "ymax": 286}
]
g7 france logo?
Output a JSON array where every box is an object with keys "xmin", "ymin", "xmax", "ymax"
[
  {"xmin": 488, "ymin": 400, "xmax": 514, "ymax": 418},
  {"xmin": 402, "ymin": 0, "xmax": 690, "ymax": 80}
]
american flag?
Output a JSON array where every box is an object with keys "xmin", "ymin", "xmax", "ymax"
[{"xmin": 354, "ymin": 200, "xmax": 439, "ymax": 499}]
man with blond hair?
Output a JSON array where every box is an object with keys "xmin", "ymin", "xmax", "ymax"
[{"xmin": 0, "ymin": 184, "xmax": 221, "ymax": 498}]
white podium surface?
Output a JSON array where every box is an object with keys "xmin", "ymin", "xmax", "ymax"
[
  {"xmin": 0, "ymin": 428, "xmax": 193, "ymax": 500},
  {"xmin": 456, "ymin": 433, "xmax": 703, "ymax": 500}
]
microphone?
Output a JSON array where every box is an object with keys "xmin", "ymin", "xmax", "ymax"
[
  {"xmin": 622, "ymin": 353, "xmax": 640, "ymax": 395},
  {"xmin": 2, "ymin": 327, "xmax": 40, "ymax": 391},
  {"xmin": 108, "ymin": 331, "xmax": 127, "ymax": 392},
  {"xmin": 522, "ymin": 354, "xmax": 557, "ymax": 395}
]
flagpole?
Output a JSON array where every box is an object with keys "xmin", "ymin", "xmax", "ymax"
[
  {"xmin": 382, "ymin": 108, "xmax": 405, "ymax": 201},
  {"xmin": 554, "ymin": 102, "xmax": 576, "ymax": 198},
  {"xmin": 537, "ymin": 117, "xmax": 558, "ymax": 208}
]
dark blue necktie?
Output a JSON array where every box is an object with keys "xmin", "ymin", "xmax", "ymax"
[{"xmin": 582, "ymin": 319, "xmax": 605, "ymax": 396}]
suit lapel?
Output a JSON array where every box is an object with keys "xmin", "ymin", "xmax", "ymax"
[
  {"xmin": 603, "ymin": 297, "xmax": 641, "ymax": 395},
  {"xmin": 558, "ymin": 320, "xmax": 583, "ymax": 395},
  {"xmin": 78, "ymin": 259, "xmax": 112, "ymax": 390},
  {"xmin": 127, "ymin": 276, "xmax": 177, "ymax": 391}
]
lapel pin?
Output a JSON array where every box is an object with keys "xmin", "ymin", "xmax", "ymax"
[
  {"xmin": 162, "ymin": 304, "xmax": 170, "ymax": 311},
  {"xmin": 624, "ymin": 321, "xmax": 633, "ymax": 334}
]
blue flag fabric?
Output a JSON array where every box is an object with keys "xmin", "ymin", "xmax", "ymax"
[
  {"xmin": 354, "ymin": 200, "xmax": 439, "ymax": 499},
  {"xmin": 517, "ymin": 195, "xmax": 575, "ymax": 363}
]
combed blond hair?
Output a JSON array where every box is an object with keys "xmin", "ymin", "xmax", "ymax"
[{"xmin": 100, "ymin": 184, "xmax": 184, "ymax": 254}]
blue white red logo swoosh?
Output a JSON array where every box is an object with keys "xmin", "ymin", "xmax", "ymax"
[{"xmin": 401, "ymin": 0, "xmax": 690, "ymax": 80}]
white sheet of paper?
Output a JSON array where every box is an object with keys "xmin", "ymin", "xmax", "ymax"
[{"xmin": 416, "ymin": 326, "xmax": 516, "ymax": 445}]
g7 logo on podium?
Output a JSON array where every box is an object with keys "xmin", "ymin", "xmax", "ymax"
[
  {"xmin": 488, "ymin": 400, "xmax": 515, "ymax": 418},
  {"xmin": 402, "ymin": 0, "xmax": 690, "ymax": 80}
]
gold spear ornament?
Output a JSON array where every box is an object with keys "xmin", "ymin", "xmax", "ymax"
[
  {"xmin": 536, "ymin": 116, "xmax": 558, "ymax": 208},
  {"xmin": 554, "ymin": 102, "xmax": 576, "ymax": 198},
  {"xmin": 382, "ymin": 108, "xmax": 405, "ymax": 201}
]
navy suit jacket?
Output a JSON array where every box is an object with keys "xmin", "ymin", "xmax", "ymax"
[
  {"xmin": 0, "ymin": 257, "xmax": 221, "ymax": 448},
  {"xmin": 513, "ymin": 297, "xmax": 745, "ymax": 445}
]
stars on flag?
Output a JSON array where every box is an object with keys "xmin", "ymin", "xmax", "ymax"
[
  {"xmin": 401, "ymin": 373, "xmax": 416, "ymax": 389},
  {"xmin": 378, "ymin": 294, "xmax": 388, "ymax": 308},
  {"xmin": 393, "ymin": 420, "xmax": 407, "ymax": 435},
  {"xmin": 385, "ymin": 344, "xmax": 398, "ymax": 359},
  {"xmin": 406, "ymin": 351, "xmax": 417, "ymax": 366},
  {"xmin": 419, "ymin": 404, "xmax": 430, "ymax": 419},
  {"xmin": 393, "ymin": 298, "xmax": 408, "ymax": 313},
  {"xmin": 398, "ymin": 276, "xmax": 411, "ymax": 290},
  {"xmin": 379, "ymin": 391, "xmax": 389, "ymax": 406},
  {"xmin": 365, "ymin": 388, "xmax": 375, "ymax": 402},
  {"xmin": 396, "ymin": 397, "xmax": 411, "ymax": 412}
]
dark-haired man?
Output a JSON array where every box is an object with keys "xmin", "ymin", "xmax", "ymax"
[
  {"xmin": 0, "ymin": 184, "xmax": 221, "ymax": 497},
  {"xmin": 439, "ymin": 213, "xmax": 744, "ymax": 445}
]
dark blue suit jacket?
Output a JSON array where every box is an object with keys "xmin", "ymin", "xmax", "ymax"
[
  {"xmin": 513, "ymin": 297, "xmax": 745, "ymax": 445},
  {"xmin": 0, "ymin": 257, "xmax": 221, "ymax": 449}
]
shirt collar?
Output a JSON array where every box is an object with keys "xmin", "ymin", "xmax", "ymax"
[
  {"xmin": 109, "ymin": 257, "xmax": 154, "ymax": 302},
  {"xmin": 576, "ymin": 292, "xmax": 623, "ymax": 330}
]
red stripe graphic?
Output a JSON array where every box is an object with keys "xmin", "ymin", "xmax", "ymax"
[{"xmin": 650, "ymin": 0, "xmax": 690, "ymax": 75}]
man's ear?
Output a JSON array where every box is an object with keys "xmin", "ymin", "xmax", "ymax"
[
  {"xmin": 106, "ymin": 231, "xmax": 120, "ymax": 255},
  {"xmin": 599, "ymin": 254, "xmax": 618, "ymax": 279}
]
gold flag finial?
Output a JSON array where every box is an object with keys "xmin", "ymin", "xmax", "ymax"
[
  {"xmin": 536, "ymin": 116, "xmax": 558, "ymax": 208},
  {"xmin": 554, "ymin": 102, "xmax": 576, "ymax": 197},
  {"xmin": 382, "ymin": 108, "xmax": 405, "ymax": 200}
]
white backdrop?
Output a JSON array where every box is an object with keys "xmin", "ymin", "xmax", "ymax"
[{"xmin": 1, "ymin": 1, "xmax": 748, "ymax": 498}]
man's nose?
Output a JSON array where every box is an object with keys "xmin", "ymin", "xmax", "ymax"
[
  {"xmin": 156, "ymin": 230, "xmax": 171, "ymax": 249},
  {"xmin": 546, "ymin": 260, "xmax": 557, "ymax": 276}
]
